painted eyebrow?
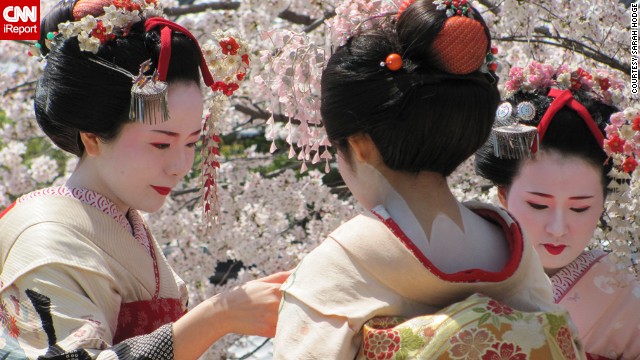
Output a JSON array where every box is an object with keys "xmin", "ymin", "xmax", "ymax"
[
  {"xmin": 527, "ymin": 192, "xmax": 594, "ymax": 200},
  {"xmin": 151, "ymin": 129, "xmax": 201, "ymax": 137}
]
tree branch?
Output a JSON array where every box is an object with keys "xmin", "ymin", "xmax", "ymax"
[
  {"xmin": 304, "ymin": 9, "xmax": 336, "ymax": 33},
  {"xmin": 164, "ymin": 2, "xmax": 319, "ymax": 27},
  {"xmin": 234, "ymin": 338, "xmax": 272, "ymax": 360},
  {"xmin": 234, "ymin": 103, "xmax": 295, "ymax": 123},
  {"xmin": 476, "ymin": 0, "xmax": 501, "ymax": 15},
  {"xmin": 163, "ymin": 2, "xmax": 240, "ymax": 16},
  {"xmin": 494, "ymin": 35, "xmax": 630, "ymax": 74},
  {"xmin": 2, "ymin": 80, "xmax": 37, "ymax": 97},
  {"xmin": 279, "ymin": 9, "xmax": 314, "ymax": 26}
]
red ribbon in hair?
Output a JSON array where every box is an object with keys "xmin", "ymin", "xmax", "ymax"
[
  {"xmin": 534, "ymin": 88, "xmax": 604, "ymax": 153},
  {"xmin": 144, "ymin": 17, "xmax": 214, "ymax": 87}
]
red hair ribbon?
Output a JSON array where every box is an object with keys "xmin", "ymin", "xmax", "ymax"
[
  {"xmin": 534, "ymin": 88, "xmax": 604, "ymax": 153},
  {"xmin": 144, "ymin": 17, "xmax": 214, "ymax": 87}
]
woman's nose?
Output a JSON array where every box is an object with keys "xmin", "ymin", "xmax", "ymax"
[
  {"xmin": 545, "ymin": 209, "xmax": 568, "ymax": 238},
  {"xmin": 166, "ymin": 148, "xmax": 193, "ymax": 177}
]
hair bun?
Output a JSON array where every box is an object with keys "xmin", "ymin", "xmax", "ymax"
[
  {"xmin": 432, "ymin": 16, "xmax": 488, "ymax": 74},
  {"xmin": 72, "ymin": 0, "xmax": 112, "ymax": 19}
]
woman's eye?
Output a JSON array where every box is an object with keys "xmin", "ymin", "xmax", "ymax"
[
  {"xmin": 571, "ymin": 207, "xmax": 590, "ymax": 213},
  {"xmin": 186, "ymin": 141, "xmax": 199, "ymax": 148},
  {"xmin": 526, "ymin": 202, "xmax": 548, "ymax": 210},
  {"xmin": 151, "ymin": 143, "xmax": 170, "ymax": 149}
]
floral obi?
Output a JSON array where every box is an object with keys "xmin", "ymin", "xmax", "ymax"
[{"xmin": 357, "ymin": 293, "xmax": 583, "ymax": 360}]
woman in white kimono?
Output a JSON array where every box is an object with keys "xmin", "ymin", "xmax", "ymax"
[
  {"xmin": 273, "ymin": 1, "xmax": 583, "ymax": 359},
  {"xmin": 0, "ymin": 0, "xmax": 286, "ymax": 359},
  {"xmin": 475, "ymin": 62, "xmax": 640, "ymax": 359}
]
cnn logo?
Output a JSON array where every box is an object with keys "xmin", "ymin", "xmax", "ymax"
[
  {"xmin": 4, "ymin": 6, "xmax": 37, "ymax": 22},
  {"xmin": 0, "ymin": 0, "xmax": 40, "ymax": 41}
]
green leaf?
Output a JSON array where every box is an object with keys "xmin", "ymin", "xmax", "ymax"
[
  {"xmin": 478, "ymin": 312, "xmax": 491, "ymax": 326},
  {"xmin": 492, "ymin": 314, "xmax": 501, "ymax": 329},
  {"xmin": 545, "ymin": 313, "xmax": 567, "ymax": 335}
]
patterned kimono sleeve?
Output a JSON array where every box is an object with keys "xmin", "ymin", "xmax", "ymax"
[{"xmin": 0, "ymin": 264, "xmax": 174, "ymax": 360}]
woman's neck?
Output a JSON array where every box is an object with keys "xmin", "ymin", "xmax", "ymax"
[
  {"xmin": 379, "ymin": 167, "xmax": 462, "ymax": 235},
  {"xmin": 66, "ymin": 159, "xmax": 131, "ymax": 215}
]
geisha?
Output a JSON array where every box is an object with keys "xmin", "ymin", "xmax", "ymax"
[
  {"xmin": 475, "ymin": 61, "xmax": 640, "ymax": 359},
  {"xmin": 273, "ymin": 1, "xmax": 583, "ymax": 359}
]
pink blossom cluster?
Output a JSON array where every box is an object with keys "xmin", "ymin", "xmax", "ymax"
[
  {"xmin": 329, "ymin": 0, "xmax": 398, "ymax": 46},
  {"xmin": 504, "ymin": 62, "xmax": 625, "ymax": 108},
  {"xmin": 605, "ymin": 110, "xmax": 640, "ymax": 174}
]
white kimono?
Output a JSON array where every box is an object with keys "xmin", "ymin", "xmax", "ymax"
[{"xmin": 274, "ymin": 202, "xmax": 580, "ymax": 359}]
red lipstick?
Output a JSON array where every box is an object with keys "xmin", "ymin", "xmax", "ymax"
[
  {"xmin": 151, "ymin": 186, "xmax": 171, "ymax": 196},
  {"xmin": 543, "ymin": 244, "xmax": 566, "ymax": 255}
]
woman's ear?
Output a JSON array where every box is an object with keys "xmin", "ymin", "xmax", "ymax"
[
  {"xmin": 79, "ymin": 132, "xmax": 101, "ymax": 157},
  {"xmin": 497, "ymin": 186, "xmax": 508, "ymax": 208},
  {"xmin": 347, "ymin": 133, "xmax": 379, "ymax": 164}
]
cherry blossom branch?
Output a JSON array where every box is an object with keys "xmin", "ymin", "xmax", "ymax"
[
  {"xmin": 2, "ymin": 80, "xmax": 37, "ymax": 96},
  {"xmin": 279, "ymin": 9, "xmax": 314, "ymax": 26},
  {"xmin": 234, "ymin": 103, "xmax": 295, "ymax": 123},
  {"xmin": 163, "ymin": 2, "xmax": 240, "ymax": 16},
  {"xmin": 303, "ymin": 9, "xmax": 336, "ymax": 33},
  {"xmin": 494, "ymin": 34, "xmax": 631, "ymax": 74},
  {"xmin": 476, "ymin": 0, "xmax": 501, "ymax": 15},
  {"xmin": 234, "ymin": 338, "xmax": 272, "ymax": 360},
  {"xmin": 164, "ymin": 2, "xmax": 316, "ymax": 26}
]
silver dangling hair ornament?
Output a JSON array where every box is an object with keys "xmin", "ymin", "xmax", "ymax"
[
  {"xmin": 88, "ymin": 56, "xmax": 170, "ymax": 125},
  {"xmin": 491, "ymin": 101, "xmax": 539, "ymax": 159},
  {"xmin": 130, "ymin": 60, "xmax": 169, "ymax": 125}
]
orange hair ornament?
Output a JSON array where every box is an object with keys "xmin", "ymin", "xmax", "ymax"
[
  {"xmin": 397, "ymin": 0, "xmax": 490, "ymax": 75},
  {"xmin": 432, "ymin": 0, "xmax": 487, "ymax": 74}
]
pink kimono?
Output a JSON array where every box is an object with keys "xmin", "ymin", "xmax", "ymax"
[{"xmin": 551, "ymin": 250, "xmax": 640, "ymax": 360}]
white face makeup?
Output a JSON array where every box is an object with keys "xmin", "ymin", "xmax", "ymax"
[
  {"xmin": 504, "ymin": 151, "xmax": 605, "ymax": 275},
  {"xmin": 90, "ymin": 82, "xmax": 204, "ymax": 214}
]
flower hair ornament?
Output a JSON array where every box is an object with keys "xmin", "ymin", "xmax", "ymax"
[
  {"xmin": 33, "ymin": 0, "xmax": 163, "ymax": 55},
  {"xmin": 602, "ymin": 108, "xmax": 640, "ymax": 277},
  {"xmin": 200, "ymin": 30, "xmax": 250, "ymax": 226}
]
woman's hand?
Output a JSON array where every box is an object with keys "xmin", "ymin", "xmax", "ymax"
[
  {"xmin": 213, "ymin": 270, "xmax": 292, "ymax": 337},
  {"xmin": 172, "ymin": 270, "xmax": 291, "ymax": 359}
]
